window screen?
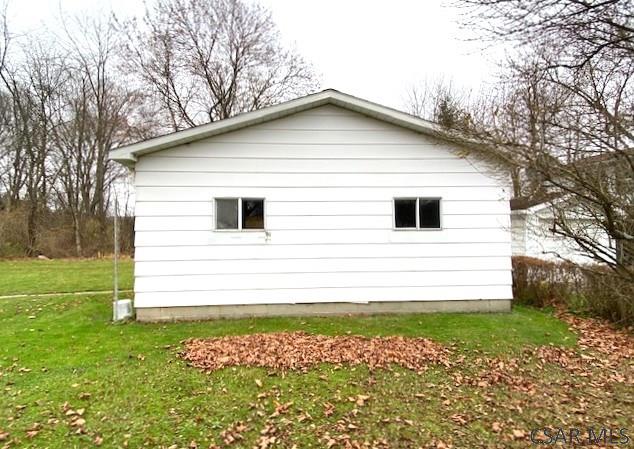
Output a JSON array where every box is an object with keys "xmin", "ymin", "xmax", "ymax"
[
  {"xmin": 419, "ymin": 199, "xmax": 440, "ymax": 228},
  {"xmin": 216, "ymin": 199, "xmax": 238, "ymax": 229},
  {"xmin": 394, "ymin": 199, "xmax": 417, "ymax": 228},
  {"xmin": 242, "ymin": 198, "xmax": 264, "ymax": 229}
]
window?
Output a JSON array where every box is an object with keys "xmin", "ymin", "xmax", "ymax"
[
  {"xmin": 216, "ymin": 199, "xmax": 239, "ymax": 229},
  {"xmin": 215, "ymin": 198, "xmax": 264, "ymax": 230},
  {"xmin": 394, "ymin": 198, "xmax": 440, "ymax": 229},
  {"xmin": 242, "ymin": 198, "xmax": 264, "ymax": 229},
  {"xmin": 418, "ymin": 198, "xmax": 440, "ymax": 229},
  {"xmin": 394, "ymin": 199, "xmax": 417, "ymax": 228}
]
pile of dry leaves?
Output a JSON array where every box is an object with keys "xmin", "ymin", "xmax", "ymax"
[
  {"xmin": 181, "ymin": 332, "xmax": 452, "ymax": 373},
  {"xmin": 558, "ymin": 311, "xmax": 634, "ymax": 360}
]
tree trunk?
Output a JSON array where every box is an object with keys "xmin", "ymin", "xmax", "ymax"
[
  {"xmin": 73, "ymin": 211, "xmax": 83, "ymax": 257},
  {"xmin": 26, "ymin": 201, "xmax": 38, "ymax": 256}
]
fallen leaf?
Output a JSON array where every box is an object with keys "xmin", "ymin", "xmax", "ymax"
[
  {"xmin": 355, "ymin": 394, "xmax": 370, "ymax": 407},
  {"xmin": 71, "ymin": 418, "xmax": 86, "ymax": 427},
  {"xmin": 450, "ymin": 414, "xmax": 467, "ymax": 425},
  {"xmin": 512, "ymin": 429, "xmax": 526, "ymax": 439}
]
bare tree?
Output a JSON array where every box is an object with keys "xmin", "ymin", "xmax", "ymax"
[
  {"xmin": 0, "ymin": 5, "xmax": 145, "ymax": 257},
  {"xmin": 121, "ymin": 0, "xmax": 319, "ymax": 131},
  {"xmin": 455, "ymin": 0, "xmax": 633, "ymax": 70},
  {"xmin": 404, "ymin": 79, "xmax": 474, "ymax": 128},
  {"xmin": 51, "ymin": 16, "xmax": 145, "ymax": 255},
  {"xmin": 454, "ymin": 0, "xmax": 634, "ymax": 288},
  {"xmin": 0, "ymin": 5, "xmax": 23, "ymax": 211},
  {"xmin": 0, "ymin": 37, "xmax": 66, "ymax": 254}
]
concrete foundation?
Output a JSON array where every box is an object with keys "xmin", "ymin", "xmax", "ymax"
[{"xmin": 135, "ymin": 299, "xmax": 512, "ymax": 322}]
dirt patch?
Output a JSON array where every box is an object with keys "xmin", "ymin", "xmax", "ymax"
[{"xmin": 180, "ymin": 331, "xmax": 452, "ymax": 373}]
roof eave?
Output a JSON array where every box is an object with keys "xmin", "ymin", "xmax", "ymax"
[{"xmin": 108, "ymin": 91, "xmax": 336, "ymax": 164}]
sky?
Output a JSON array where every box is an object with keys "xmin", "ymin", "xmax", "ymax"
[{"xmin": 6, "ymin": 0, "xmax": 504, "ymax": 111}]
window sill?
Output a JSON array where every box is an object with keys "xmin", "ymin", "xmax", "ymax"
[
  {"xmin": 214, "ymin": 229, "xmax": 267, "ymax": 233},
  {"xmin": 393, "ymin": 228, "xmax": 443, "ymax": 231}
]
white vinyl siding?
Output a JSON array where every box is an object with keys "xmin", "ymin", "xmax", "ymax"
[
  {"xmin": 513, "ymin": 206, "xmax": 612, "ymax": 264},
  {"xmin": 133, "ymin": 105, "xmax": 513, "ymax": 308}
]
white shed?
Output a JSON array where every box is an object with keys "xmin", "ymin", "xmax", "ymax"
[
  {"xmin": 511, "ymin": 197, "xmax": 614, "ymax": 264},
  {"xmin": 110, "ymin": 89, "xmax": 513, "ymax": 321}
]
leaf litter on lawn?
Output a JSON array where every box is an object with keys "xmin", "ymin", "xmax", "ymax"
[
  {"xmin": 179, "ymin": 316, "xmax": 633, "ymax": 386},
  {"xmin": 177, "ymin": 315, "xmax": 633, "ymax": 448},
  {"xmin": 181, "ymin": 332, "xmax": 452, "ymax": 373}
]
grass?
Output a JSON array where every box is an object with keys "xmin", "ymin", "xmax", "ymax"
[
  {"xmin": 0, "ymin": 258, "xmax": 133, "ymax": 295},
  {"xmin": 0, "ymin": 259, "xmax": 631, "ymax": 448}
]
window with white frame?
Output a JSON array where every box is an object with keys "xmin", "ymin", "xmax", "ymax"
[
  {"xmin": 394, "ymin": 198, "xmax": 441, "ymax": 229},
  {"xmin": 215, "ymin": 198, "xmax": 265, "ymax": 230}
]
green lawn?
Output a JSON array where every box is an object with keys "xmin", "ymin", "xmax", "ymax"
[
  {"xmin": 0, "ymin": 259, "xmax": 631, "ymax": 448},
  {"xmin": 0, "ymin": 258, "xmax": 133, "ymax": 295}
]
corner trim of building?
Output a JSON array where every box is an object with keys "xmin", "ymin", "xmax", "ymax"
[{"xmin": 135, "ymin": 299, "xmax": 512, "ymax": 322}]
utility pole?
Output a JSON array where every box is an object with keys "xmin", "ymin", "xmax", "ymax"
[
  {"xmin": 112, "ymin": 192, "xmax": 132, "ymax": 321},
  {"xmin": 113, "ymin": 195, "xmax": 120, "ymax": 320}
]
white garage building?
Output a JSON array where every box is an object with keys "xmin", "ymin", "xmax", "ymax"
[{"xmin": 109, "ymin": 90, "xmax": 514, "ymax": 321}]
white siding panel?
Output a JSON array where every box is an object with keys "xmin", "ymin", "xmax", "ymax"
[
  {"xmin": 135, "ymin": 186, "xmax": 510, "ymax": 202},
  {"xmin": 511, "ymin": 212, "xmax": 527, "ymax": 256},
  {"xmin": 135, "ymin": 228, "xmax": 510, "ymax": 246},
  {"xmin": 135, "ymin": 271, "xmax": 512, "ymax": 293},
  {"xmin": 135, "ymin": 286, "xmax": 513, "ymax": 308},
  {"xmin": 247, "ymin": 108, "xmax": 395, "ymax": 129},
  {"xmin": 135, "ymin": 257, "xmax": 511, "ymax": 276},
  {"xmin": 134, "ymin": 172, "xmax": 500, "ymax": 188},
  {"xmin": 134, "ymin": 242, "xmax": 512, "ymax": 262},
  {"xmin": 135, "ymin": 216, "xmax": 214, "ymax": 231},
  {"xmin": 524, "ymin": 214, "xmax": 608, "ymax": 264},
  {"xmin": 155, "ymin": 143, "xmax": 460, "ymax": 159},
  {"xmin": 209, "ymin": 128, "xmax": 429, "ymax": 144},
  {"xmin": 267, "ymin": 201, "xmax": 391, "ymax": 216},
  {"xmin": 137, "ymin": 157, "xmax": 483, "ymax": 174},
  {"xmin": 135, "ymin": 201, "xmax": 214, "ymax": 217},
  {"xmin": 134, "ymin": 105, "xmax": 513, "ymax": 307}
]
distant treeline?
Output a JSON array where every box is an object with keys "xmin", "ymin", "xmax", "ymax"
[{"xmin": 0, "ymin": 0, "xmax": 318, "ymax": 257}]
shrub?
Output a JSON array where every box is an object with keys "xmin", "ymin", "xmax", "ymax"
[
  {"xmin": 0, "ymin": 207, "xmax": 30, "ymax": 257},
  {"xmin": 512, "ymin": 256, "xmax": 634, "ymax": 326},
  {"xmin": 582, "ymin": 271, "xmax": 634, "ymax": 325},
  {"xmin": 0, "ymin": 206, "xmax": 134, "ymax": 258}
]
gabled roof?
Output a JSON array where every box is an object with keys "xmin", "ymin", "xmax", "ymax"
[
  {"xmin": 109, "ymin": 89, "xmax": 504, "ymax": 168},
  {"xmin": 511, "ymin": 149, "xmax": 634, "ymax": 211}
]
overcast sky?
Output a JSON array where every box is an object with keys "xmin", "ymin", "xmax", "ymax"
[{"xmin": 7, "ymin": 0, "xmax": 503, "ymax": 110}]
